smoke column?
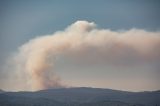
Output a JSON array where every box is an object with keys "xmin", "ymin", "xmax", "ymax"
[{"xmin": 1, "ymin": 20, "xmax": 160, "ymax": 91}]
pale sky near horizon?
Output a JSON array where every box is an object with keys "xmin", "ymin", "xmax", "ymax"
[{"xmin": 0, "ymin": 0, "xmax": 160, "ymax": 91}]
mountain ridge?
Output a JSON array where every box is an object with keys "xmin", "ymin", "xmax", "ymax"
[{"xmin": 0, "ymin": 87, "xmax": 159, "ymax": 106}]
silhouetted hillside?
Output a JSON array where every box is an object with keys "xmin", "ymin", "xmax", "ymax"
[
  {"xmin": 0, "ymin": 89, "xmax": 4, "ymax": 93},
  {"xmin": 0, "ymin": 87, "xmax": 159, "ymax": 106}
]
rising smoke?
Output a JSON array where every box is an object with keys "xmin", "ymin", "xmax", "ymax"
[{"xmin": 1, "ymin": 20, "xmax": 160, "ymax": 91}]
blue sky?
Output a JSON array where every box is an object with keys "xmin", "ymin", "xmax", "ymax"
[{"xmin": 0, "ymin": 0, "xmax": 160, "ymax": 91}]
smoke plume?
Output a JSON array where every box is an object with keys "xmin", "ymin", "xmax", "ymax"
[{"xmin": 1, "ymin": 20, "xmax": 160, "ymax": 91}]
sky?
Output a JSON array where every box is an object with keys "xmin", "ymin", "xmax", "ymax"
[{"xmin": 0, "ymin": 0, "xmax": 160, "ymax": 91}]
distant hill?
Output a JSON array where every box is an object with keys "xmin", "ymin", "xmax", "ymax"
[
  {"xmin": 0, "ymin": 87, "xmax": 159, "ymax": 106},
  {"xmin": 0, "ymin": 89, "xmax": 4, "ymax": 93},
  {"xmin": 0, "ymin": 94, "xmax": 66, "ymax": 106}
]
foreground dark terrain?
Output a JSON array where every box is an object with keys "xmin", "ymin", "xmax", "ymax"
[{"xmin": 0, "ymin": 87, "xmax": 159, "ymax": 106}]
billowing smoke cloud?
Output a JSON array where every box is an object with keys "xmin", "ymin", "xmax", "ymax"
[{"xmin": 1, "ymin": 20, "xmax": 160, "ymax": 91}]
